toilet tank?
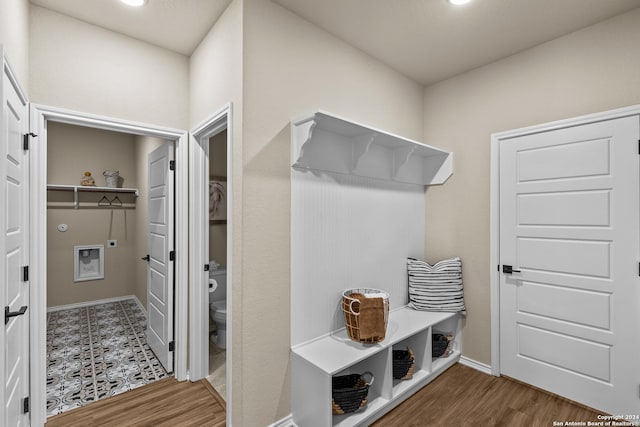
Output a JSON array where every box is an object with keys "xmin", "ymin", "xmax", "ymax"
[{"xmin": 209, "ymin": 267, "xmax": 227, "ymax": 301}]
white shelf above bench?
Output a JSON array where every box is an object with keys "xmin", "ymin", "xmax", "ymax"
[{"xmin": 291, "ymin": 111, "xmax": 453, "ymax": 185}]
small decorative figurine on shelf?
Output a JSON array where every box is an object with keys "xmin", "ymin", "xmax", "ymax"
[{"xmin": 80, "ymin": 171, "xmax": 96, "ymax": 186}]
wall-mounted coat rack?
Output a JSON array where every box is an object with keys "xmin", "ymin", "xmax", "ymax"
[
  {"xmin": 290, "ymin": 111, "xmax": 457, "ymax": 426},
  {"xmin": 291, "ymin": 111, "xmax": 453, "ymax": 186}
]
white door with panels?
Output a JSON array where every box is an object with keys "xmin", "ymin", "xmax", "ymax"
[
  {"xmin": 1, "ymin": 51, "xmax": 31, "ymax": 426},
  {"xmin": 145, "ymin": 143, "xmax": 175, "ymax": 373},
  {"xmin": 499, "ymin": 115, "xmax": 640, "ymax": 414}
]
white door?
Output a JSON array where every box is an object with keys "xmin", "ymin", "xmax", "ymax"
[
  {"xmin": 499, "ymin": 116, "xmax": 640, "ymax": 414},
  {"xmin": 145, "ymin": 143, "xmax": 174, "ymax": 373},
  {"xmin": 1, "ymin": 55, "xmax": 30, "ymax": 426}
]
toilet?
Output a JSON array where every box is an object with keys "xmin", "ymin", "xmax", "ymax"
[{"xmin": 208, "ymin": 265, "xmax": 227, "ymax": 349}]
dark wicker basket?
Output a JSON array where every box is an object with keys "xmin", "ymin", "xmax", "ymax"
[
  {"xmin": 331, "ymin": 372, "xmax": 374, "ymax": 415},
  {"xmin": 432, "ymin": 333, "xmax": 451, "ymax": 358},
  {"xmin": 392, "ymin": 347, "xmax": 415, "ymax": 380}
]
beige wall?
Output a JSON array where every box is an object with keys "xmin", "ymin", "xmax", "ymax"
[
  {"xmin": 0, "ymin": 0, "xmax": 29, "ymax": 86},
  {"xmin": 29, "ymin": 5, "xmax": 189, "ymax": 130},
  {"xmin": 209, "ymin": 131, "xmax": 228, "ymax": 268},
  {"xmin": 189, "ymin": 2, "xmax": 244, "ymax": 422},
  {"xmin": 134, "ymin": 135, "xmax": 167, "ymax": 309},
  {"xmin": 47, "ymin": 122, "xmax": 138, "ymax": 307},
  {"xmin": 189, "ymin": 0, "xmax": 243, "ymax": 129},
  {"xmin": 240, "ymin": 0, "xmax": 424, "ymax": 424},
  {"xmin": 423, "ymin": 7, "xmax": 640, "ymax": 366}
]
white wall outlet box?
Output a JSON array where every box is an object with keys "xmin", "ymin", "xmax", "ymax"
[
  {"xmin": 107, "ymin": 240, "xmax": 118, "ymax": 248},
  {"xmin": 74, "ymin": 245, "xmax": 105, "ymax": 282}
]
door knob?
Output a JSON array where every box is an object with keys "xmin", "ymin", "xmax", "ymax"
[
  {"xmin": 141, "ymin": 254, "xmax": 150, "ymax": 262},
  {"xmin": 5, "ymin": 306, "xmax": 27, "ymax": 325},
  {"xmin": 502, "ymin": 265, "xmax": 521, "ymax": 274}
]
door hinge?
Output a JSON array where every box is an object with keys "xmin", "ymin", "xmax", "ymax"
[
  {"xmin": 169, "ymin": 341, "xmax": 175, "ymax": 352},
  {"xmin": 22, "ymin": 265, "xmax": 28, "ymax": 282},
  {"xmin": 169, "ymin": 160, "xmax": 175, "ymax": 171},
  {"xmin": 23, "ymin": 396, "xmax": 29, "ymax": 414},
  {"xmin": 204, "ymin": 264, "xmax": 210, "ymax": 272},
  {"xmin": 638, "ymin": 140, "xmax": 640, "ymax": 155},
  {"xmin": 169, "ymin": 251, "xmax": 175, "ymax": 261},
  {"xmin": 497, "ymin": 264, "xmax": 500, "ymax": 271},
  {"xmin": 23, "ymin": 132, "xmax": 37, "ymax": 150}
]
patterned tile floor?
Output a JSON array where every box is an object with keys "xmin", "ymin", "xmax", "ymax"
[{"xmin": 46, "ymin": 299, "xmax": 168, "ymax": 417}]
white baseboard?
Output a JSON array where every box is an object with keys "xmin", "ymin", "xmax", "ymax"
[
  {"xmin": 132, "ymin": 294, "xmax": 147, "ymax": 317},
  {"xmin": 268, "ymin": 415, "xmax": 296, "ymax": 427},
  {"xmin": 459, "ymin": 355, "xmax": 493, "ymax": 376},
  {"xmin": 47, "ymin": 295, "xmax": 141, "ymax": 313}
]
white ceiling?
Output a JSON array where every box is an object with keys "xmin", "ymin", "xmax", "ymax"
[
  {"xmin": 29, "ymin": 0, "xmax": 232, "ymax": 55},
  {"xmin": 30, "ymin": 0, "xmax": 640, "ymax": 85}
]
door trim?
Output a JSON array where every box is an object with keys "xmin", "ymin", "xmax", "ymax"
[
  {"xmin": 188, "ymin": 102, "xmax": 232, "ymax": 425},
  {"xmin": 489, "ymin": 103, "xmax": 640, "ymax": 379},
  {"xmin": 29, "ymin": 104, "xmax": 189, "ymax": 426}
]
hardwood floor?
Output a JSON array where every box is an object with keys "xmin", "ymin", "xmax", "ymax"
[
  {"xmin": 45, "ymin": 378, "xmax": 225, "ymax": 427},
  {"xmin": 374, "ymin": 364, "xmax": 603, "ymax": 427},
  {"xmin": 45, "ymin": 363, "xmax": 604, "ymax": 427}
]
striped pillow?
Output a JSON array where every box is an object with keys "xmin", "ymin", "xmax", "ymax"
[{"xmin": 407, "ymin": 257, "xmax": 466, "ymax": 313}]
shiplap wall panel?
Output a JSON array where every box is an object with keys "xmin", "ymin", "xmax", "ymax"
[{"xmin": 291, "ymin": 169, "xmax": 425, "ymax": 346}]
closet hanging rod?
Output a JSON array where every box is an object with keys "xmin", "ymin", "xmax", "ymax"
[
  {"xmin": 47, "ymin": 184, "xmax": 139, "ymax": 209},
  {"xmin": 47, "ymin": 184, "xmax": 139, "ymax": 196}
]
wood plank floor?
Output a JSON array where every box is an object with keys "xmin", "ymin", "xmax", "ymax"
[
  {"xmin": 45, "ymin": 377, "xmax": 226, "ymax": 427},
  {"xmin": 374, "ymin": 363, "xmax": 602, "ymax": 427},
  {"xmin": 46, "ymin": 363, "xmax": 604, "ymax": 426}
]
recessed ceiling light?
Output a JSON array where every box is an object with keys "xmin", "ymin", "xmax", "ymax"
[
  {"xmin": 120, "ymin": 0, "xmax": 146, "ymax": 7},
  {"xmin": 448, "ymin": 0, "xmax": 473, "ymax": 5}
]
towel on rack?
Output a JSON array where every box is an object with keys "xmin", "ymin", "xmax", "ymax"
[{"xmin": 357, "ymin": 296, "xmax": 386, "ymax": 340}]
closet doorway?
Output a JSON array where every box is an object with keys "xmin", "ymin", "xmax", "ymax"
[
  {"xmin": 30, "ymin": 105, "xmax": 189, "ymax": 422},
  {"xmin": 45, "ymin": 122, "xmax": 172, "ymax": 416},
  {"xmin": 205, "ymin": 129, "xmax": 228, "ymax": 401}
]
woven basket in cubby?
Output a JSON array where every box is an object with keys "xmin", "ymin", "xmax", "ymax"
[
  {"xmin": 392, "ymin": 347, "xmax": 415, "ymax": 380},
  {"xmin": 331, "ymin": 372, "xmax": 374, "ymax": 415},
  {"xmin": 432, "ymin": 333, "xmax": 454, "ymax": 358}
]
